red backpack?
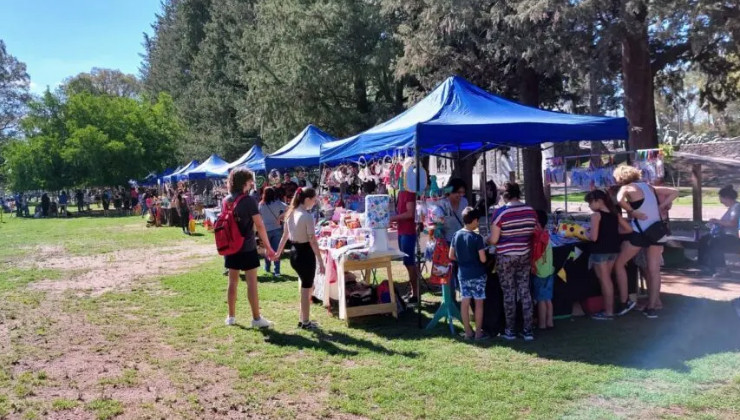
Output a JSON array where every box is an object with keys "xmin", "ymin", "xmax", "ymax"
[
  {"xmin": 530, "ymin": 225, "xmax": 550, "ymax": 274},
  {"xmin": 214, "ymin": 195, "xmax": 246, "ymax": 256}
]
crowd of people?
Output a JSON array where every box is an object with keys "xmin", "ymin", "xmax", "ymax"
[
  {"xmin": 391, "ymin": 166, "xmax": 687, "ymax": 341},
  {"xmin": 6, "ymin": 164, "xmax": 737, "ymax": 339}
]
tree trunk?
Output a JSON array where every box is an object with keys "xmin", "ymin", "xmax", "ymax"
[
  {"xmin": 620, "ymin": 2, "xmax": 658, "ymax": 150},
  {"xmin": 354, "ymin": 75, "xmax": 369, "ymax": 114},
  {"xmin": 518, "ymin": 64, "xmax": 547, "ymax": 211}
]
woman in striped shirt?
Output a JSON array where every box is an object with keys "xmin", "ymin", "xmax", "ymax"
[{"xmin": 489, "ymin": 182, "xmax": 538, "ymax": 341}]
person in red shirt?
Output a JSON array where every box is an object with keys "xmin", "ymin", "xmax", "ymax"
[{"xmin": 390, "ymin": 190, "xmax": 418, "ymax": 304}]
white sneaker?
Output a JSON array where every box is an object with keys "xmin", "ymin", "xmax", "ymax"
[
  {"xmin": 225, "ymin": 316, "xmax": 236, "ymax": 326},
  {"xmin": 251, "ymin": 317, "xmax": 274, "ymax": 329}
]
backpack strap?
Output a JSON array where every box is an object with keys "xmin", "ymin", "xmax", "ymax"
[{"xmin": 222, "ymin": 194, "xmax": 246, "ymax": 214}]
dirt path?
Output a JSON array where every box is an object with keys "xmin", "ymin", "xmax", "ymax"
[
  {"xmin": 1, "ymin": 242, "xmax": 260, "ymax": 419},
  {"xmin": 2, "ymin": 239, "xmax": 358, "ymax": 419},
  {"xmin": 25, "ymin": 243, "xmax": 214, "ymax": 296}
]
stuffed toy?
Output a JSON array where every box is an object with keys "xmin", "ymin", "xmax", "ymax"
[{"xmin": 558, "ymin": 222, "xmax": 589, "ymax": 241}]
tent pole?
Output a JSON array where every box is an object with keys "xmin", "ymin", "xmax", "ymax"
[
  {"xmin": 483, "ymin": 150, "xmax": 489, "ymax": 230},
  {"xmin": 564, "ymin": 156, "xmax": 569, "ymax": 215},
  {"xmin": 415, "ymin": 131, "xmax": 422, "ymax": 329}
]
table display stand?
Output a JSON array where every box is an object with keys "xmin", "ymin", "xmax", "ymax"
[
  {"xmin": 337, "ymin": 255, "xmax": 398, "ymax": 325},
  {"xmin": 425, "ymin": 281, "xmax": 461, "ymax": 335}
]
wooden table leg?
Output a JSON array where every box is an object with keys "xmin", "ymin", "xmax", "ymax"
[
  {"xmin": 337, "ymin": 264, "xmax": 347, "ymax": 322},
  {"xmin": 387, "ymin": 261, "xmax": 398, "ymax": 318}
]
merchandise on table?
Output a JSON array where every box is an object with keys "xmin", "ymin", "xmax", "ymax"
[
  {"xmin": 364, "ymin": 194, "xmax": 391, "ymax": 229},
  {"xmin": 556, "ymin": 221, "xmax": 590, "ymax": 242}
]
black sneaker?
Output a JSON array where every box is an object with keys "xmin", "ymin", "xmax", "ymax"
[
  {"xmin": 642, "ymin": 308, "xmax": 658, "ymax": 319},
  {"xmin": 616, "ymin": 299, "xmax": 636, "ymax": 316},
  {"xmin": 591, "ymin": 311, "xmax": 614, "ymax": 321},
  {"xmin": 500, "ymin": 329, "xmax": 516, "ymax": 340},
  {"xmin": 298, "ymin": 320, "xmax": 319, "ymax": 330},
  {"xmin": 519, "ymin": 329, "xmax": 534, "ymax": 341}
]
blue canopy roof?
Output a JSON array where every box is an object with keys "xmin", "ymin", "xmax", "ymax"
[
  {"xmin": 185, "ymin": 154, "xmax": 229, "ymax": 180},
  {"xmin": 164, "ymin": 160, "xmax": 199, "ymax": 183},
  {"xmin": 227, "ymin": 145, "xmax": 265, "ymax": 172},
  {"xmin": 264, "ymin": 125, "xmax": 335, "ymax": 171},
  {"xmin": 140, "ymin": 172, "xmax": 158, "ymax": 187},
  {"xmin": 320, "ymin": 76, "xmax": 628, "ymax": 164}
]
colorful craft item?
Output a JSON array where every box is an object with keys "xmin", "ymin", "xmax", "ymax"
[
  {"xmin": 364, "ymin": 194, "xmax": 391, "ymax": 229},
  {"xmin": 557, "ymin": 267, "xmax": 567, "ymax": 283},
  {"xmin": 557, "ymin": 222, "xmax": 590, "ymax": 242},
  {"xmin": 428, "ymin": 175, "xmax": 440, "ymax": 197},
  {"xmin": 429, "ymin": 239, "xmax": 452, "ymax": 286}
]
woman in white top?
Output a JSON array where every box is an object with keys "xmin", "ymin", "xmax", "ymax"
[
  {"xmin": 613, "ymin": 166, "xmax": 678, "ymax": 319},
  {"xmin": 274, "ymin": 187, "xmax": 325, "ymax": 329}
]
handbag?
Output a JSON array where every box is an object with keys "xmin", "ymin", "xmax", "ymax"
[{"xmin": 634, "ymin": 187, "xmax": 670, "ymax": 242}]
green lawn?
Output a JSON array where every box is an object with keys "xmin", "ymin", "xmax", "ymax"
[
  {"xmin": 1, "ymin": 216, "xmax": 739, "ymax": 419},
  {"xmin": 551, "ymin": 187, "xmax": 722, "ymax": 206}
]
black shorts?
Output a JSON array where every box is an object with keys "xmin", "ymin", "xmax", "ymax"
[
  {"xmin": 224, "ymin": 249, "xmax": 260, "ymax": 271},
  {"xmin": 290, "ymin": 242, "xmax": 316, "ymax": 288},
  {"xmin": 628, "ymin": 232, "xmax": 664, "ymax": 248}
]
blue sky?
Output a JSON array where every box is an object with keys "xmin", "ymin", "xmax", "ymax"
[{"xmin": 0, "ymin": 1, "xmax": 162, "ymax": 94}]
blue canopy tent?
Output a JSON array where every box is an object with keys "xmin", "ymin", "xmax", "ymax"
[
  {"xmin": 227, "ymin": 145, "xmax": 266, "ymax": 172},
  {"xmin": 318, "ymin": 76, "xmax": 629, "ymax": 332},
  {"xmin": 320, "ymin": 76, "xmax": 628, "ymax": 164},
  {"xmin": 164, "ymin": 160, "xmax": 199, "ymax": 183},
  {"xmin": 184, "ymin": 154, "xmax": 229, "ymax": 180},
  {"xmin": 140, "ymin": 172, "xmax": 159, "ymax": 187},
  {"xmin": 264, "ymin": 125, "xmax": 335, "ymax": 171},
  {"xmin": 156, "ymin": 167, "xmax": 177, "ymax": 185}
]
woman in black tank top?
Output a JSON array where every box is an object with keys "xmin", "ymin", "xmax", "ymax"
[{"xmin": 585, "ymin": 190, "xmax": 632, "ymax": 320}]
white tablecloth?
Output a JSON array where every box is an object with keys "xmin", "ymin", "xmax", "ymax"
[{"xmin": 204, "ymin": 208, "xmax": 220, "ymax": 223}]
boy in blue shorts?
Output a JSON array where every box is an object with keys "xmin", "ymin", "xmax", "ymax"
[{"xmin": 449, "ymin": 207, "xmax": 489, "ymax": 341}]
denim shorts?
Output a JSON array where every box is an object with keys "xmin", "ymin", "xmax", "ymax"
[
  {"xmin": 588, "ymin": 253, "xmax": 618, "ymax": 270},
  {"xmin": 531, "ymin": 275, "xmax": 553, "ymax": 301},
  {"xmin": 459, "ymin": 274, "xmax": 487, "ymax": 300},
  {"xmin": 398, "ymin": 234, "xmax": 417, "ymax": 266}
]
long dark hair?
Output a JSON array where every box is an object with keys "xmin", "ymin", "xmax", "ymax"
[
  {"xmin": 585, "ymin": 189, "xmax": 617, "ymax": 214},
  {"xmin": 286, "ymin": 187, "xmax": 316, "ymax": 218},
  {"xmin": 261, "ymin": 186, "xmax": 277, "ymax": 204}
]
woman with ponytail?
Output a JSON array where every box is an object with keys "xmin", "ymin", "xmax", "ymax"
[
  {"xmin": 274, "ymin": 187, "xmax": 325, "ymax": 329},
  {"xmin": 584, "ymin": 189, "xmax": 633, "ymax": 320}
]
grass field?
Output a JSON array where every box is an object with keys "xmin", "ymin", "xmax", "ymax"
[
  {"xmin": 551, "ymin": 187, "xmax": 721, "ymax": 207},
  {"xmin": 1, "ymin": 215, "xmax": 739, "ymax": 419}
]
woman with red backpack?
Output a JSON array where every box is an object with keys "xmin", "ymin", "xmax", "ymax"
[{"xmin": 221, "ymin": 168, "xmax": 276, "ymax": 329}]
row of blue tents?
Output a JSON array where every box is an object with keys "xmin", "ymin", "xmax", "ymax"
[
  {"xmin": 146, "ymin": 124, "xmax": 335, "ymax": 185},
  {"xmin": 148, "ymin": 76, "xmax": 628, "ymax": 186}
]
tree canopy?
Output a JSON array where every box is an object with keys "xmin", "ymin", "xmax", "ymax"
[
  {"xmin": 0, "ymin": 40, "xmax": 31, "ymax": 143},
  {"xmin": 2, "ymin": 81, "xmax": 181, "ymax": 191},
  {"xmin": 3, "ymin": 2, "xmax": 740, "ymax": 198}
]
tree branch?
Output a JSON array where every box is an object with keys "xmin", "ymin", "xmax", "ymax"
[{"xmin": 651, "ymin": 41, "xmax": 693, "ymax": 75}]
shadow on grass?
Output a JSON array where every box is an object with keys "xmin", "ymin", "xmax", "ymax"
[
  {"xmin": 347, "ymin": 292, "xmax": 740, "ymax": 372},
  {"xmin": 231, "ymin": 325, "xmax": 419, "ymax": 358}
]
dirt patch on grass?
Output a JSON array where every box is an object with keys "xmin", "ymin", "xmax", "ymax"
[
  {"xmin": 6, "ymin": 294, "xmax": 249, "ymax": 419},
  {"xmin": 26, "ymin": 242, "xmax": 215, "ymax": 296}
]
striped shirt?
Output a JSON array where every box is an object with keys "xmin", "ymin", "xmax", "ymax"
[{"xmin": 492, "ymin": 203, "xmax": 537, "ymax": 256}]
